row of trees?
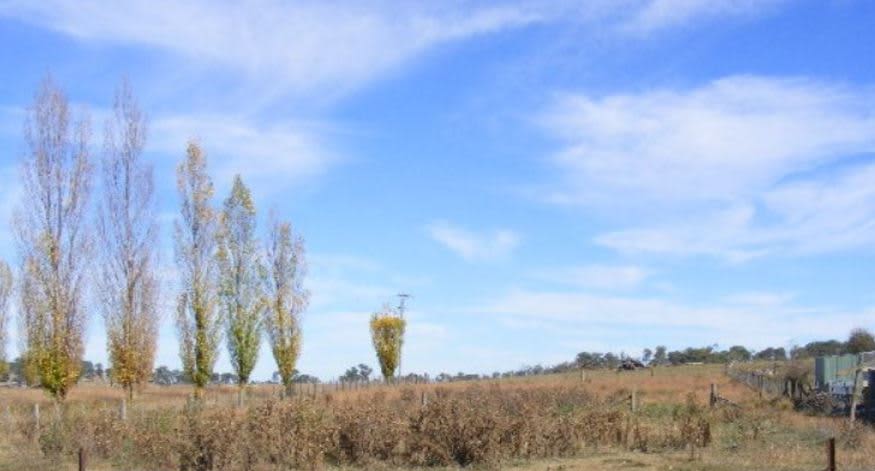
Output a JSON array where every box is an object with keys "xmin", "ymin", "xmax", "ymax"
[
  {"xmin": 424, "ymin": 329, "xmax": 875, "ymax": 383},
  {"xmin": 152, "ymin": 366, "xmax": 319, "ymax": 386},
  {"xmin": 0, "ymin": 76, "xmax": 309, "ymax": 402}
]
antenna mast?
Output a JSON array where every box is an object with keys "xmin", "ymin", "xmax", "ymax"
[
  {"xmin": 397, "ymin": 293, "xmax": 411, "ymax": 317},
  {"xmin": 396, "ymin": 293, "xmax": 411, "ymax": 378}
]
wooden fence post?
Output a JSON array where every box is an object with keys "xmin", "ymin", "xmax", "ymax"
[
  {"xmin": 421, "ymin": 391, "xmax": 428, "ymax": 408},
  {"xmin": 826, "ymin": 437, "xmax": 836, "ymax": 471},
  {"xmin": 709, "ymin": 383, "xmax": 717, "ymax": 408},
  {"xmin": 120, "ymin": 398, "xmax": 127, "ymax": 421},
  {"xmin": 850, "ymin": 368, "xmax": 862, "ymax": 422},
  {"xmin": 78, "ymin": 447, "xmax": 87, "ymax": 471},
  {"xmin": 33, "ymin": 403, "xmax": 40, "ymax": 430}
]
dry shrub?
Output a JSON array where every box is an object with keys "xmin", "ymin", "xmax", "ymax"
[
  {"xmin": 408, "ymin": 387, "xmax": 506, "ymax": 466},
  {"xmin": 35, "ymin": 404, "xmax": 120, "ymax": 462},
  {"xmin": 676, "ymin": 393, "xmax": 711, "ymax": 449},
  {"xmin": 835, "ymin": 419, "xmax": 866, "ymax": 449},
  {"xmin": 248, "ymin": 398, "xmax": 334, "ymax": 469},
  {"xmin": 2, "ymin": 383, "xmax": 729, "ymax": 469},
  {"xmin": 176, "ymin": 402, "xmax": 248, "ymax": 471},
  {"xmin": 122, "ymin": 407, "xmax": 180, "ymax": 469},
  {"xmin": 333, "ymin": 399, "xmax": 409, "ymax": 465}
]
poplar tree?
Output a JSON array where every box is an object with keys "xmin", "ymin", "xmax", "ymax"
[
  {"xmin": 217, "ymin": 175, "xmax": 264, "ymax": 402},
  {"xmin": 174, "ymin": 142, "xmax": 220, "ymax": 396},
  {"xmin": 0, "ymin": 261, "xmax": 12, "ymax": 378},
  {"xmin": 97, "ymin": 80, "xmax": 159, "ymax": 400},
  {"xmin": 265, "ymin": 219, "xmax": 308, "ymax": 396},
  {"xmin": 370, "ymin": 305, "xmax": 406, "ymax": 383},
  {"xmin": 14, "ymin": 77, "xmax": 93, "ymax": 401}
]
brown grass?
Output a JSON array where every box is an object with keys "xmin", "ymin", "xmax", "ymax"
[{"xmin": 0, "ymin": 364, "xmax": 872, "ymax": 470}]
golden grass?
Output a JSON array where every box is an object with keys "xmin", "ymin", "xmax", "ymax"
[{"xmin": 0, "ymin": 364, "xmax": 872, "ymax": 470}]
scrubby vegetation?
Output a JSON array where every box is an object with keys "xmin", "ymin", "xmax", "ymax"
[{"xmin": 2, "ymin": 365, "xmax": 875, "ymax": 470}]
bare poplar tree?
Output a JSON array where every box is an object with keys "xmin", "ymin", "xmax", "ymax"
[
  {"xmin": 174, "ymin": 142, "xmax": 220, "ymax": 395},
  {"xmin": 265, "ymin": 218, "xmax": 308, "ymax": 396},
  {"xmin": 217, "ymin": 175, "xmax": 264, "ymax": 402},
  {"xmin": 13, "ymin": 77, "xmax": 92, "ymax": 401},
  {"xmin": 18, "ymin": 273, "xmax": 42, "ymax": 386},
  {"xmin": 97, "ymin": 80, "xmax": 159, "ymax": 400},
  {"xmin": 0, "ymin": 261, "xmax": 12, "ymax": 378}
]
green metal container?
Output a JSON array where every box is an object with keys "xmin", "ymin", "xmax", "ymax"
[{"xmin": 815, "ymin": 354, "xmax": 859, "ymax": 391}]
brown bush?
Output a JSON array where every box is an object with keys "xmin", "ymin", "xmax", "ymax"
[
  {"xmin": 1, "ymin": 383, "xmax": 723, "ymax": 470},
  {"xmin": 248, "ymin": 398, "xmax": 334, "ymax": 469}
]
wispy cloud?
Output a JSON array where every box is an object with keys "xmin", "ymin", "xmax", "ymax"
[
  {"xmin": 594, "ymin": 204, "xmax": 769, "ymax": 263},
  {"xmin": 723, "ymin": 291, "xmax": 795, "ymax": 307},
  {"xmin": 540, "ymin": 75, "xmax": 875, "ymax": 261},
  {"xmin": 542, "ymin": 75, "xmax": 875, "ymax": 205},
  {"xmin": 427, "ymin": 220, "xmax": 520, "ymax": 261},
  {"xmin": 619, "ymin": 0, "xmax": 788, "ymax": 35},
  {"xmin": 0, "ymin": 1, "xmax": 793, "ymax": 100},
  {"xmin": 149, "ymin": 113, "xmax": 337, "ymax": 192},
  {"xmin": 535, "ymin": 264, "xmax": 650, "ymax": 290},
  {"xmin": 476, "ymin": 288, "xmax": 865, "ymax": 350},
  {"xmin": 596, "ymin": 163, "xmax": 875, "ymax": 260},
  {"xmin": 0, "ymin": 0, "xmax": 542, "ymax": 98}
]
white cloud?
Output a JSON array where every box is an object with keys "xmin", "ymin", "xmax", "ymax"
[
  {"xmin": 149, "ymin": 113, "xmax": 337, "ymax": 192},
  {"xmin": 0, "ymin": 1, "xmax": 794, "ymax": 99},
  {"xmin": 596, "ymin": 163, "xmax": 875, "ymax": 260},
  {"xmin": 0, "ymin": 0, "xmax": 541, "ymax": 98},
  {"xmin": 305, "ymin": 253, "xmax": 391, "ymax": 310},
  {"xmin": 543, "ymin": 75, "xmax": 875, "ymax": 205},
  {"xmin": 723, "ymin": 291, "xmax": 795, "ymax": 307},
  {"xmin": 535, "ymin": 264, "xmax": 649, "ymax": 290},
  {"xmin": 594, "ymin": 204, "xmax": 768, "ymax": 262},
  {"xmin": 620, "ymin": 0, "xmax": 787, "ymax": 35},
  {"xmin": 540, "ymin": 75, "xmax": 875, "ymax": 260},
  {"xmin": 477, "ymin": 288, "xmax": 866, "ymax": 351},
  {"xmin": 427, "ymin": 221, "xmax": 520, "ymax": 261}
]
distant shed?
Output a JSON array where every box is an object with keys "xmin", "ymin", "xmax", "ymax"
[{"xmin": 815, "ymin": 354, "xmax": 859, "ymax": 390}]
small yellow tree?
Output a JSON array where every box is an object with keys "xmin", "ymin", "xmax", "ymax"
[{"xmin": 370, "ymin": 306, "xmax": 406, "ymax": 383}]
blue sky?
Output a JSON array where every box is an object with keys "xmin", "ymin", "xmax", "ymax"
[{"xmin": 1, "ymin": 0, "xmax": 875, "ymax": 380}]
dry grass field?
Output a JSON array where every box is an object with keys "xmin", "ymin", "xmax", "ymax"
[{"xmin": 0, "ymin": 364, "xmax": 872, "ymax": 470}]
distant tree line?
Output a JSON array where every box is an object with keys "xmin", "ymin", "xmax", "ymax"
[
  {"xmin": 4, "ymin": 326, "xmax": 873, "ymax": 386},
  {"xmin": 385, "ymin": 328, "xmax": 875, "ymax": 384}
]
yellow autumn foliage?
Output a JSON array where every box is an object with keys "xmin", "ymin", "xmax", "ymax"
[{"xmin": 370, "ymin": 313, "xmax": 406, "ymax": 381}]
